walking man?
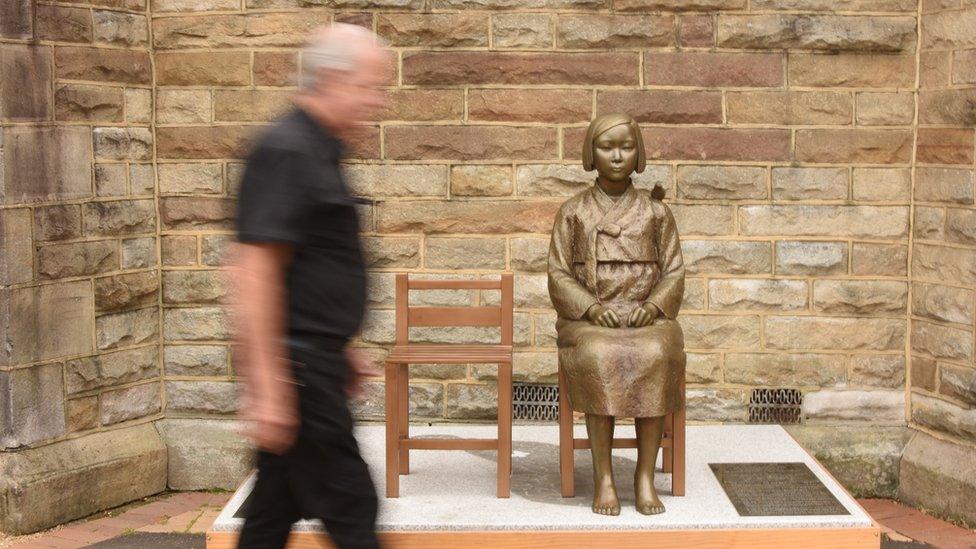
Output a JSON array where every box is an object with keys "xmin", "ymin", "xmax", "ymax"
[{"xmin": 231, "ymin": 24, "xmax": 390, "ymax": 549}]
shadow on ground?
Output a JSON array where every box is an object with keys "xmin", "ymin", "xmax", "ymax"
[{"xmin": 87, "ymin": 533, "xmax": 204, "ymax": 548}]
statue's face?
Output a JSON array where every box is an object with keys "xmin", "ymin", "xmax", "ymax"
[{"xmin": 592, "ymin": 123, "xmax": 639, "ymax": 184}]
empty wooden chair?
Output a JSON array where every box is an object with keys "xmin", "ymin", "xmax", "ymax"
[
  {"xmin": 558, "ymin": 367, "xmax": 686, "ymax": 497},
  {"xmin": 385, "ymin": 273, "xmax": 514, "ymax": 498}
]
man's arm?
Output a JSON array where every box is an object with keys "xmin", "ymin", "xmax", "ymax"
[{"xmin": 230, "ymin": 241, "xmax": 298, "ymax": 455}]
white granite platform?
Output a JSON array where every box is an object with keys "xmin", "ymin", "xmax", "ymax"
[{"xmin": 213, "ymin": 424, "xmax": 872, "ymax": 532}]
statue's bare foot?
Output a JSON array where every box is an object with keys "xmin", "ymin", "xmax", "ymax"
[
  {"xmin": 635, "ymin": 469, "xmax": 665, "ymax": 515},
  {"xmin": 592, "ymin": 475, "xmax": 620, "ymax": 516}
]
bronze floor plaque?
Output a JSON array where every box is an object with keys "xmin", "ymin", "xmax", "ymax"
[{"xmin": 709, "ymin": 462, "xmax": 850, "ymax": 517}]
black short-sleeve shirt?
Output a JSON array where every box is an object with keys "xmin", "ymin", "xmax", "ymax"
[{"xmin": 236, "ymin": 107, "xmax": 367, "ymax": 340}]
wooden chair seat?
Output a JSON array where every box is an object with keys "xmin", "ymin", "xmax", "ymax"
[
  {"xmin": 385, "ymin": 273, "xmax": 514, "ymax": 499},
  {"xmin": 387, "ymin": 344, "xmax": 513, "ymax": 364}
]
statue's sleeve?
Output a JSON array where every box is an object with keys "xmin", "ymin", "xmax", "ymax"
[
  {"xmin": 547, "ymin": 208, "xmax": 598, "ymax": 320},
  {"xmin": 644, "ymin": 203, "xmax": 685, "ymax": 320}
]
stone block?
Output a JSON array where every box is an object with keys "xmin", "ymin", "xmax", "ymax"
[
  {"xmin": 492, "ymin": 13, "xmax": 552, "ymax": 48},
  {"xmin": 899, "ymin": 430, "xmax": 976, "ymax": 525},
  {"xmin": 65, "ymin": 345, "xmax": 158, "ymax": 394},
  {"xmin": 122, "ymin": 237, "xmax": 156, "ymax": 269},
  {"xmin": 812, "ymin": 280, "xmax": 908, "ymax": 315},
  {"xmin": 0, "ymin": 0, "xmax": 32, "ymax": 39},
  {"xmin": 775, "ymin": 241, "xmax": 848, "ymax": 276},
  {"xmin": 386, "ymin": 125, "xmax": 557, "ymax": 161},
  {"xmin": 669, "ymin": 205, "xmax": 734, "ymax": 236},
  {"xmin": 2, "ymin": 126, "xmax": 91, "ymax": 205},
  {"xmin": 596, "ymin": 89, "xmax": 722, "ymax": 124},
  {"xmin": 915, "ymin": 167, "xmax": 974, "ymax": 205},
  {"xmin": 682, "ymin": 240, "xmax": 772, "ymax": 275},
  {"xmin": 767, "ymin": 316, "xmax": 905, "ymax": 351},
  {"xmin": 156, "ymin": 419, "xmax": 252, "ymax": 491},
  {"xmin": 644, "ymin": 51, "xmax": 783, "ymax": 87},
  {"xmin": 153, "ymin": 0, "xmax": 240, "ymax": 10},
  {"xmin": 686, "ymin": 353, "xmax": 721, "ymax": 384},
  {"xmin": 2, "ymin": 281, "xmax": 93, "ymax": 366},
  {"xmin": 37, "ymin": 240, "xmax": 118, "ymax": 279},
  {"xmin": 362, "ymin": 236, "xmax": 420, "ymax": 269},
  {"xmin": 796, "ymin": 129, "xmax": 913, "ymax": 164},
  {"xmin": 446, "ymin": 383, "xmax": 498, "ymax": 420},
  {"xmin": 953, "ymin": 48, "xmax": 976, "ymax": 84},
  {"xmin": 739, "ymin": 205, "xmax": 909, "ymax": 239},
  {"xmin": 678, "ymin": 14, "xmax": 714, "ymax": 46},
  {"xmin": 129, "ymin": 164, "xmax": 154, "ymax": 195},
  {"xmin": 93, "ymin": 127, "xmax": 153, "ymax": 161},
  {"xmin": 125, "ymin": 88, "xmax": 152, "ymax": 123},
  {"xmin": 162, "ymin": 235, "xmax": 198, "ymax": 266},
  {"xmin": 377, "ymin": 13, "xmax": 487, "ymax": 47},
  {"xmin": 377, "ymin": 200, "xmax": 562, "ymax": 234},
  {"xmin": 162, "ymin": 270, "xmax": 229, "ymax": 304},
  {"xmin": 517, "ymin": 163, "xmax": 668, "ymax": 197},
  {"xmin": 726, "ymin": 91, "xmax": 851, "ymax": 125},
  {"xmin": 469, "ymin": 88, "xmax": 591, "ymax": 123},
  {"xmin": 0, "ymin": 423, "xmax": 166, "ymax": 534},
  {"xmin": 156, "ymin": 126, "xmax": 258, "ymax": 160},
  {"xmin": 451, "ymin": 165, "xmax": 512, "ymax": 197},
  {"xmin": 164, "ymin": 345, "xmax": 229, "ymax": 377},
  {"xmin": 157, "ymin": 163, "xmax": 222, "ymax": 194},
  {"xmin": 66, "ymin": 397, "xmax": 98, "ymax": 433},
  {"xmin": 851, "ymin": 355, "xmax": 905, "ymax": 389},
  {"xmin": 1, "ymin": 45, "xmax": 52, "ymax": 121},
  {"xmin": 725, "ymin": 353, "xmax": 845, "ymax": 387},
  {"xmin": 916, "ymin": 128, "xmax": 974, "ymax": 165},
  {"xmin": 511, "ymin": 236, "xmax": 549, "ymax": 272},
  {"xmin": 911, "ymin": 355, "xmax": 937, "ymax": 392},
  {"xmin": 789, "ymin": 53, "xmax": 915, "ymax": 88},
  {"xmin": 159, "ymin": 197, "xmax": 235, "ymax": 230},
  {"xmin": 754, "ymin": 0, "xmax": 915, "ymax": 9},
  {"xmin": 83, "ymin": 199, "xmax": 156, "ymax": 236},
  {"xmin": 0, "ymin": 208, "xmax": 32, "ymax": 285},
  {"xmin": 93, "ymin": 164, "xmax": 127, "ymax": 197},
  {"xmin": 921, "ymin": 9, "xmax": 976, "ymax": 49},
  {"xmin": 857, "ymin": 92, "xmax": 914, "ymax": 126},
  {"xmin": 381, "ymin": 89, "xmax": 462, "ymax": 122},
  {"xmin": 214, "ymin": 89, "xmax": 292, "ymax": 123},
  {"xmin": 771, "ymin": 167, "xmax": 849, "ymax": 201},
  {"xmin": 95, "ymin": 271, "xmax": 159, "ymax": 312},
  {"xmin": 717, "ymin": 14, "xmax": 916, "ymax": 51},
  {"xmin": 166, "ymin": 381, "xmax": 239, "ymax": 415},
  {"xmin": 920, "ymin": 50, "xmax": 950, "ymax": 89},
  {"xmin": 201, "ymin": 235, "xmax": 230, "ymax": 266},
  {"xmin": 96, "ymin": 307, "xmax": 159, "ymax": 351},
  {"xmin": 786, "ymin": 425, "xmax": 913, "ymax": 499},
  {"xmin": 425, "ymin": 237, "xmax": 506, "ymax": 270},
  {"xmin": 676, "ymin": 165, "xmax": 766, "ymax": 200},
  {"xmin": 93, "ymin": 10, "xmax": 148, "ymax": 46},
  {"xmin": 914, "ymin": 207, "xmax": 946, "ymax": 240},
  {"xmin": 403, "ymin": 51, "xmax": 638, "ymax": 86},
  {"xmin": 912, "ymin": 392, "xmax": 976, "ymax": 442},
  {"xmin": 946, "ymin": 209, "xmax": 976, "ymax": 246},
  {"xmin": 99, "ymin": 382, "xmax": 161, "ymax": 425},
  {"xmin": 156, "ymin": 89, "xmax": 212, "ymax": 124},
  {"xmin": 853, "ymin": 242, "xmax": 908, "ymax": 276},
  {"xmin": 852, "ymin": 168, "xmax": 911, "ymax": 201},
  {"xmin": 253, "ymin": 51, "xmax": 296, "ymax": 86},
  {"xmin": 556, "ymin": 14, "xmax": 672, "ymax": 48},
  {"xmin": 54, "ymin": 84, "xmax": 123, "ymax": 122},
  {"xmin": 708, "ymin": 279, "xmax": 807, "ymax": 312},
  {"xmin": 911, "ymin": 282, "xmax": 975, "ymax": 325},
  {"xmin": 431, "ymin": 0, "xmax": 598, "ymax": 7},
  {"xmin": 911, "ymin": 320, "xmax": 973, "ymax": 362},
  {"xmin": 164, "ymin": 307, "xmax": 230, "ymax": 341},
  {"xmin": 679, "ymin": 314, "xmax": 761, "ymax": 349},
  {"xmin": 152, "ymin": 12, "xmax": 331, "ymax": 49},
  {"xmin": 683, "ymin": 278, "xmax": 705, "ymax": 310},
  {"xmin": 0, "ymin": 363, "xmax": 65, "ymax": 449},
  {"xmin": 940, "ymin": 364, "xmax": 976, "ymax": 406},
  {"xmin": 55, "ymin": 46, "xmax": 151, "ymax": 85},
  {"xmin": 634, "ymin": 127, "xmax": 792, "ymax": 162},
  {"xmin": 803, "ymin": 389, "xmax": 904, "ymax": 423},
  {"xmin": 344, "ymin": 164, "xmax": 447, "ymax": 198},
  {"xmin": 686, "ymin": 388, "xmax": 749, "ymax": 422}
]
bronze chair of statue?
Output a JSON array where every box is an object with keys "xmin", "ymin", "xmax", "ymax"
[
  {"xmin": 384, "ymin": 273, "xmax": 514, "ymax": 498},
  {"xmin": 558, "ymin": 371, "xmax": 686, "ymax": 498}
]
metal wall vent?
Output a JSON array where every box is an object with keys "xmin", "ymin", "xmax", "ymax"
[
  {"xmin": 513, "ymin": 382, "xmax": 559, "ymax": 421},
  {"xmin": 749, "ymin": 388, "xmax": 803, "ymax": 424}
]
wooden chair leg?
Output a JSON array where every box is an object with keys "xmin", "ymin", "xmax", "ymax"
[
  {"xmin": 397, "ymin": 362, "xmax": 410, "ymax": 475},
  {"xmin": 384, "ymin": 361, "xmax": 399, "ymax": 498},
  {"xmin": 497, "ymin": 361, "xmax": 512, "ymax": 498},
  {"xmin": 662, "ymin": 412, "xmax": 674, "ymax": 474},
  {"xmin": 558, "ymin": 367, "xmax": 575, "ymax": 498},
  {"xmin": 672, "ymin": 382, "xmax": 686, "ymax": 497}
]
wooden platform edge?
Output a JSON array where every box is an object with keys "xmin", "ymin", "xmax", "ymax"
[{"xmin": 207, "ymin": 525, "xmax": 881, "ymax": 549}]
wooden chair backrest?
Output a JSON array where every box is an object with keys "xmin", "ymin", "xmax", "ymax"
[{"xmin": 394, "ymin": 273, "xmax": 514, "ymax": 346}]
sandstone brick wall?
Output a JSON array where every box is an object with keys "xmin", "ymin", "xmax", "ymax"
[
  {"xmin": 910, "ymin": 1, "xmax": 976, "ymax": 446},
  {"xmin": 148, "ymin": 0, "xmax": 923, "ymax": 425},
  {"xmin": 0, "ymin": 0, "xmax": 161, "ymax": 449},
  {"xmin": 5, "ymin": 0, "xmax": 975, "ymax": 453}
]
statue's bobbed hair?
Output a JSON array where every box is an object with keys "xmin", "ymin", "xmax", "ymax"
[{"xmin": 582, "ymin": 113, "xmax": 665, "ymax": 199}]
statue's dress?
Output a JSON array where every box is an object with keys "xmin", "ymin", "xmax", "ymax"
[{"xmin": 548, "ymin": 183, "xmax": 686, "ymax": 418}]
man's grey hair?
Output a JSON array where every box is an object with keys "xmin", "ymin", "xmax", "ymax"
[{"xmin": 299, "ymin": 24, "xmax": 388, "ymax": 90}]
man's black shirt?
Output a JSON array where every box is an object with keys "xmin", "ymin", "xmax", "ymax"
[{"xmin": 236, "ymin": 107, "xmax": 367, "ymax": 341}]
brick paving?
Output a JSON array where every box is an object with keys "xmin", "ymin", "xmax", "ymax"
[{"xmin": 3, "ymin": 494, "xmax": 974, "ymax": 548}]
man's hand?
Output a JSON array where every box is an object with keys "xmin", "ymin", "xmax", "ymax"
[
  {"xmin": 628, "ymin": 303, "xmax": 661, "ymax": 328},
  {"xmin": 585, "ymin": 303, "xmax": 621, "ymax": 328},
  {"xmin": 345, "ymin": 347, "xmax": 381, "ymax": 398},
  {"xmin": 243, "ymin": 367, "xmax": 299, "ymax": 455}
]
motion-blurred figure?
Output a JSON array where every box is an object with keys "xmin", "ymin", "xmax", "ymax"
[{"xmin": 230, "ymin": 24, "xmax": 390, "ymax": 549}]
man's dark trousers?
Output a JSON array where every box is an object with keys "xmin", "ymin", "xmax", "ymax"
[{"xmin": 237, "ymin": 341, "xmax": 380, "ymax": 549}]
